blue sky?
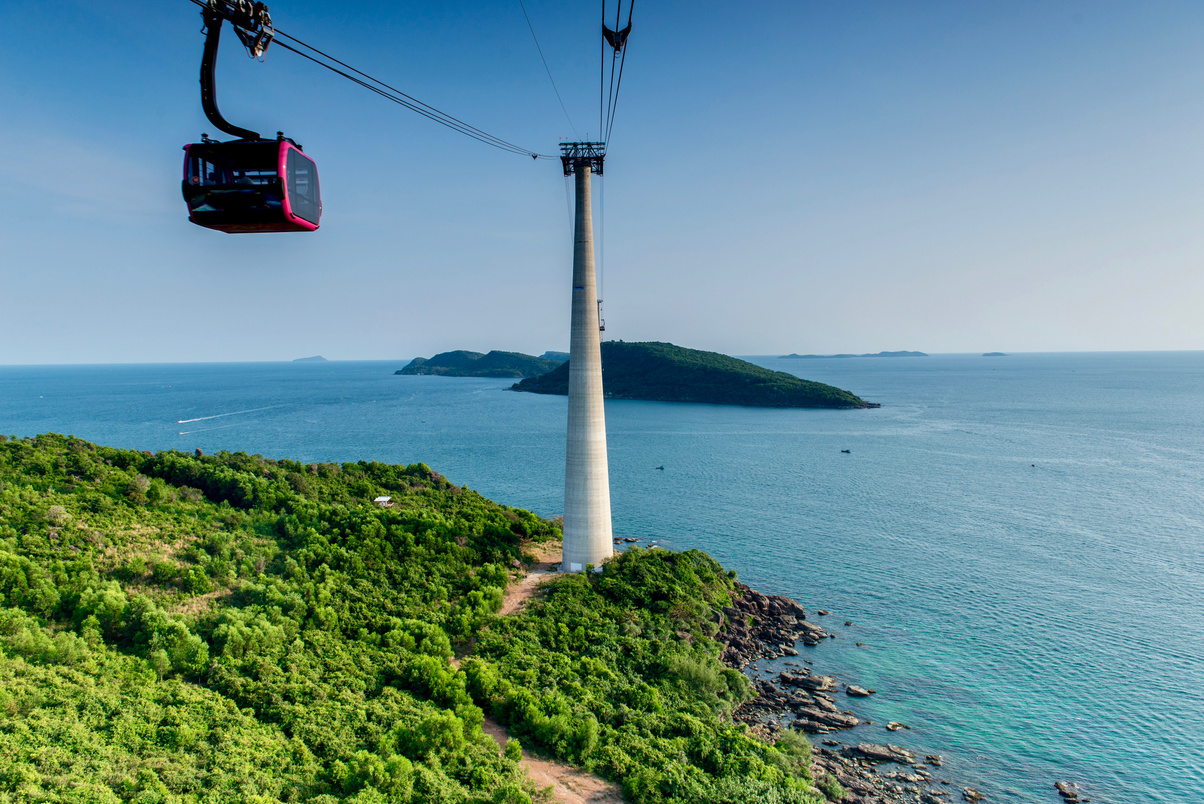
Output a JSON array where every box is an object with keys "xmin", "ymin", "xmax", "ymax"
[{"xmin": 3, "ymin": 0, "xmax": 1204, "ymax": 363}]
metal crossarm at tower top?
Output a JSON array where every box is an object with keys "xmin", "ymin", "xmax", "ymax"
[{"xmin": 560, "ymin": 142, "xmax": 605, "ymax": 176}]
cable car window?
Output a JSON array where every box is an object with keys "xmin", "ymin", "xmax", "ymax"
[
  {"xmin": 286, "ymin": 149, "xmax": 320, "ymax": 224},
  {"xmin": 234, "ymin": 168, "xmax": 278, "ymax": 185}
]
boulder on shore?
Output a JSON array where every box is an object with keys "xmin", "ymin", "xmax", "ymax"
[
  {"xmin": 779, "ymin": 671, "xmax": 835, "ymax": 692},
  {"xmin": 845, "ymin": 743, "xmax": 916, "ymax": 764}
]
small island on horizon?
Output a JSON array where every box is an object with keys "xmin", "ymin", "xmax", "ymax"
[
  {"xmin": 779, "ymin": 350, "xmax": 928, "ymax": 359},
  {"xmin": 397, "ymin": 349, "xmax": 563, "ymax": 378},
  {"xmin": 513, "ymin": 341, "xmax": 878, "ymax": 409},
  {"xmin": 983, "ymin": 352, "xmax": 1009, "ymax": 357},
  {"xmin": 292, "ymin": 355, "xmax": 328, "ymax": 362}
]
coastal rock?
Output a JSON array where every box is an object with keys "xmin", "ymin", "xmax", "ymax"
[
  {"xmin": 847, "ymin": 743, "xmax": 916, "ymax": 764},
  {"xmin": 717, "ymin": 585, "xmax": 974, "ymax": 804},
  {"xmin": 715, "ymin": 583, "xmax": 815, "ymax": 667},
  {"xmin": 962, "ymin": 788, "xmax": 985, "ymax": 801},
  {"xmin": 846, "ymin": 685, "xmax": 873, "ymax": 697},
  {"xmin": 886, "ymin": 721, "xmax": 910, "ymax": 731},
  {"xmin": 798, "ymin": 620, "xmax": 828, "ymax": 645},
  {"xmin": 779, "ymin": 671, "xmax": 835, "ymax": 691},
  {"xmin": 801, "ymin": 710, "xmax": 860, "ymax": 729},
  {"xmin": 1055, "ymin": 782, "xmax": 1081, "ymax": 802}
]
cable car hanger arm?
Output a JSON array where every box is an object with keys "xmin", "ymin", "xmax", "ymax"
[{"xmin": 200, "ymin": 1, "xmax": 274, "ymax": 140}]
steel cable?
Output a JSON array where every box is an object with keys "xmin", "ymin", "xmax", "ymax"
[
  {"xmin": 517, "ymin": 0, "xmax": 578, "ymax": 138},
  {"xmin": 184, "ymin": 0, "xmax": 554, "ymax": 158}
]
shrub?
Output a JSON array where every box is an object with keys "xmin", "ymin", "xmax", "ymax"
[
  {"xmin": 125, "ymin": 474, "xmax": 151, "ymax": 504},
  {"xmin": 818, "ymin": 772, "xmax": 847, "ymax": 802},
  {"xmin": 45, "ymin": 505, "xmax": 71, "ymax": 526}
]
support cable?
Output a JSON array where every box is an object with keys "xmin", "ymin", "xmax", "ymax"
[
  {"xmin": 605, "ymin": 43, "xmax": 628, "ymax": 145},
  {"xmin": 564, "ymin": 175, "xmax": 575, "ymax": 239},
  {"xmin": 272, "ymin": 40, "xmax": 548, "ymax": 157},
  {"xmin": 517, "ymin": 0, "xmax": 578, "ymax": 138},
  {"xmin": 600, "ymin": 0, "xmax": 633, "ymax": 147},
  {"xmin": 184, "ymin": 0, "xmax": 554, "ymax": 159},
  {"xmin": 603, "ymin": 48, "xmax": 619, "ymax": 144},
  {"xmin": 599, "ymin": 172, "xmax": 605, "ymax": 304},
  {"xmin": 599, "ymin": 0, "xmax": 606, "ymax": 141}
]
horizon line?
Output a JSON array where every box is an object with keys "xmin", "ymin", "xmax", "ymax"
[{"xmin": 4, "ymin": 348, "xmax": 1204, "ymax": 368}]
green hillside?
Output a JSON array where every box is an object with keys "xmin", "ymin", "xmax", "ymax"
[
  {"xmin": 397, "ymin": 351, "xmax": 563, "ymax": 379},
  {"xmin": 512, "ymin": 342, "xmax": 878, "ymax": 409},
  {"xmin": 0, "ymin": 433, "xmax": 826, "ymax": 804}
]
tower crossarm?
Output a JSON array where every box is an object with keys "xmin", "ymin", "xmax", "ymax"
[{"xmin": 560, "ymin": 141, "xmax": 606, "ymax": 176}]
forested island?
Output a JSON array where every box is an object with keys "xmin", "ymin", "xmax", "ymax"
[
  {"xmin": 512, "ymin": 342, "xmax": 878, "ymax": 409},
  {"xmin": 398, "ymin": 350, "xmax": 563, "ymax": 378},
  {"xmin": 779, "ymin": 351, "xmax": 927, "ymax": 359},
  {"xmin": 0, "ymin": 434, "xmax": 846, "ymax": 804}
]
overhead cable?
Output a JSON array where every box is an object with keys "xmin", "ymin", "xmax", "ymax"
[
  {"xmin": 600, "ymin": 0, "xmax": 633, "ymax": 147},
  {"xmin": 517, "ymin": 0, "xmax": 578, "ymax": 138},
  {"xmin": 184, "ymin": 0, "xmax": 554, "ymax": 159},
  {"xmin": 605, "ymin": 44, "xmax": 628, "ymax": 145},
  {"xmin": 599, "ymin": 0, "xmax": 606, "ymax": 139}
]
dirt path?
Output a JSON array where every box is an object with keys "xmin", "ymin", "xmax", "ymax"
[
  {"xmin": 481, "ymin": 715, "xmax": 623, "ymax": 804},
  {"xmin": 499, "ymin": 540, "xmax": 562, "ymax": 615},
  {"xmin": 482, "ymin": 540, "xmax": 626, "ymax": 804}
]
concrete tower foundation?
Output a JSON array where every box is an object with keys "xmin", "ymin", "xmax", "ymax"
[{"xmin": 561, "ymin": 163, "xmax": 613, "ymax": 572}]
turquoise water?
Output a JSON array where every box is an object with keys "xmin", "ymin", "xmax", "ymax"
[{"xmin": 2, "ymin": 353, "xmax": 1201, "ymax": 804}]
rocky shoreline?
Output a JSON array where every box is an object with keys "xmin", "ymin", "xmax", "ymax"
[{"xmin": 715, "ymin": 582, "xmax": 989, "ymax": 804}]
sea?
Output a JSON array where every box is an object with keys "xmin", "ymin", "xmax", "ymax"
[{"xmin": 1, "ymin": 352, "xmax": 1201, "ymax": 804}]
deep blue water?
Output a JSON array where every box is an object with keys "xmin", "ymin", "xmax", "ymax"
[{"xmin": 2, "ymin": 353, "xmax": 1202, "ymax": 804}]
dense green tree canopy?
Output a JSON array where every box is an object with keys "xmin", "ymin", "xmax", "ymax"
[
  {"xmin": 397, "ymin": 351, "xmax": 563, "ymax": 379},
  {"xmin": 0, "ymin": 434, "xmax": 829, "ymax": 804}
]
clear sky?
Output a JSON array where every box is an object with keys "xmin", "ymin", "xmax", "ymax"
[{"xmin": 3, "ymin": 0, "xmax": 1204, "ymax": 363}]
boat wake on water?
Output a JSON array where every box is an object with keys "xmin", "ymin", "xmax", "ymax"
[{"xmin": 177, "ymin": 404, "xmax": 286, "ymax": 424}]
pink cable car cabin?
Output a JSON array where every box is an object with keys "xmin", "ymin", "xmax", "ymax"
[
  {"xmin": 183, "ymin": 136, "xmax": 321, "ymax": 233},
  {"xmin": 182, "ymin": 1, "xmax": 321, "ymax": 234}
]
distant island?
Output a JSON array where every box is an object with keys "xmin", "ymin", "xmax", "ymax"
[
  {"xmin": 780, "ymin": 350, "xmax": 928, "ymax": 359},
  {"xmin": 397, "ymin": 349, "xmax": 564, "ymax": 378},
  {"xmin": 983, "ymin": 352, "xmax": 1009, "ymax": 357},
  {"xmin": 292, "ymin": 355, "xmax": 327, "ymax": 362},
  {"xmin": 513, "ymin": 341, "xmax": 878, "ymax": 408}
]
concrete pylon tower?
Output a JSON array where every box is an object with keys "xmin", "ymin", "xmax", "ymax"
[{"xmin": 559, "ymin": 142, "xmax": 612, "ymax": 572}]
